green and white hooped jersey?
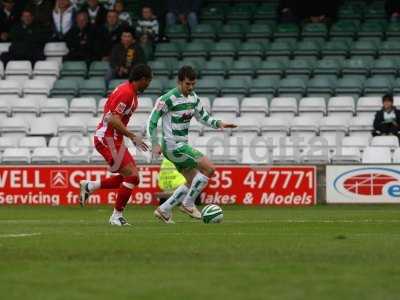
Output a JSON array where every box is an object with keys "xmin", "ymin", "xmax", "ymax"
[{"xmin": 147, "ymin": 88, "xmax": 221, "ymax": 150}]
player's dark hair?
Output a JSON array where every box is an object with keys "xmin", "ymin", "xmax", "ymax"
[
  {"xmin": 129, "ymin": 64, "xmax": 152, "ymax": 82},
  {"xmin": 178, "ymin": 65, "xmax": 197, "ymax": 81},
  {"xmin": 383, "ymin": 94, "xmax": 394, "ymax": 103}
]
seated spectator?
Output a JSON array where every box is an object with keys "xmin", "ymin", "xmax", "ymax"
[
  {"xmin": 107, "ymin": 29, "xmax": 146, "ymax": 82},
  {"xmin": 136, "ymin": 6, "xmax": 159, "ymax": 42},
  {"xmin": 114, "ymin": 0, "xmax": 131, "ymax": 26},
  {"xmin": 25, "ymin": 0, "xmax": 53, "ymax": 27},
  {"xmin": 141, "ymin": 0, "xmax": 167, "ymax": 40},
  {"xmin": 165, "ymin": 0, "xmax": 202, "ymax": 30},
  {"xmin": 0, "ymin": 9, "xmax": 47, "ymax": 64},
  {"xmin": 52, "ymin": 0, "xmax": 75, "ymax": 40},
  {"xmin": 279, "ymin": 0, "xmax": 298, "ymax": 23},
  {"xmin": 0, "ymin": 0, "xmax": 19, "ymax": 42},
  {"xmin": 77, "ymin": 0, "xmax": 114, "ymax": 11},
  {"xmin": 373, "ymin": 94, "xmax": 400, "ymax": 142},
  {"xmin": 386, "ymin": 0, "xmax": 400, "ymax": 21},
  {"xmin": 97, "ymin": 9, "xmax": 126, "ymax": 60},
  {"xmin": 81, "ymin": 0, "xmax": 106, "ymax": 26},
  {"xmin": 98, "ymin": 0, "xmax": 115, "ymax": 10},
  {"xmin": 302, "ymin": 0, "xmax": 339, "ymax": 23},
  {"xmin": 65, "ymin": 11, "xmax": 96, "ymax": 62},
  {"xmin": 70, "ymin": 0, "xmax": 85, "ymax": 10}
]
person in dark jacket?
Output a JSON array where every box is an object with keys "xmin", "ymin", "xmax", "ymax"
[
  {"xmin": 106, "ymin": 29, "xmax": 146, "ymax": 82},
  {"xmin": 373, "ymin": 94, "xmax": 400, "ymax": 142},
  {"xmin": 65, "ymin": 11, "xmax": 96, "ymax": 62},
  {"xmin": 1, "ymin": 9, "xmax": 47, "ymax": 64},
  {"xmin": 25, "ymin": 0, "xmax": 54, "ymax": 27},
  {"xmin": 96, "ymin": 10, "xmax": 126, "ymax": 60},
  {"xmin": 0, "ymin": 0, "xmax": 19, "ymax": 42}
]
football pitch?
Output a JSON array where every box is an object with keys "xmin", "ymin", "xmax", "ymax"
[{"xmin": 1, "ymin": 205, "xmax": 400, "ymax": 300}]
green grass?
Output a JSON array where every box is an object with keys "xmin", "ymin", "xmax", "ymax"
[{"xmin": 1, "ymin": 205, "xmax": 400, "ymax": 300}]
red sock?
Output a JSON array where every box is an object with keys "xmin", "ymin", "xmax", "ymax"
[
  {"xmin": 101, "ymin": 175, "xmax": 123, "ymax": 189},
  {"xmin": 115, "ymin": 184, "xmax": 132, "ymax": 212}
]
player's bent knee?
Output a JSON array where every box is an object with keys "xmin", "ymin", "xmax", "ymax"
[{"xmin": 121, "ymin": 174, "xmax": 140, "ymax": 190}]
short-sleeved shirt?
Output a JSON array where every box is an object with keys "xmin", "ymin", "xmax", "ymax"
[{"xmin": 95, "ymin": 81, "xmax": 138, "ymax": 145}]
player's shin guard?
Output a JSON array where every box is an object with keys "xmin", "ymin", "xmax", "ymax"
[
  {"xmin": 115, "ymin": 175, "xmax": 139, "ymax": 212},
  {"xmin": 159, "ymin": 185, "xmax": 189, "ymax": 212},
  {"xmin": 101, "ymin": 175, "xmax": 123, "ymax": 189},
  {"xmin": 182, "ymin": 172, "xmax": 209, "ymax": 207}
]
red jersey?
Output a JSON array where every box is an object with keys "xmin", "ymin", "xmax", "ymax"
[{"xmin": 95, "ymin": 81, "xmax": 138, "ymax": 144}]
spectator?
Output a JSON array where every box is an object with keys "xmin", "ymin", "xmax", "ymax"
[
  {"xmin": 25, "ymin": 0, "xmax": 54, "ymax": 27},
  {"xmin": 70, "ymin": 0, "xmax": 85, "ymax": 10},
  {"xmin": 136, "ymin": 6, "xmax": 159, "ymax": 42},
  {"xmin": 114, "ymin": 0, "xmax": 131, "ymax": 26},
  {"xmin": 0, "ymin": 0, "xmax": 18, "ymax": 42},
  {"xmin": 142, "ymin": 0, "xmax": 167, "ymax": 40},
  {"xmin": 98, "ymin": 0, "xmax": 115, "ymax": 10},
  {"xmin": 302, "ymin": 0, "xmax": 339, "ymax": 23},
  {"xmin": 107, "ymin": 29, "xmax": 146, "ymax": 82},
  {"xmin": 373, "ymin": 94, "xmax": 400, "ymax": 142},
  {"xmin": 81, "ymin": 0, "xmax": 106, "ymax": 26},
  {"xmin": 165, "ymin": 0, "xmax": 202, "ymax": 30},
  {"xmin": 65, "ymin": 11, "xmax": 96, "ymax": 62},
  {"xmin": 97, "ymin": 9, "xmax": 126, "ymax": 60},
  {"xmin": 279, "ymin": 0, "xmax": 298, "ymax": 23},
  {"xmin": 386, "ymin": 0, "xmax": 400, "ymax": 21},
  {"xmin": 0, "ymin": 10, "xmax": 47, "ymax": 64},
  {"xmin": 52, "ymin": 0, "xmax": 75, "ymax": 40}
]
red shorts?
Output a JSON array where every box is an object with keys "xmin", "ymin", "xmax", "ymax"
[{"xmin": 94, "ymin": 136, "xmax": 136, "ymax": 172}]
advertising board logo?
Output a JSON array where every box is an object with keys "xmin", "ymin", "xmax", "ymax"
[
  {"xmin": 51, "ymin": 171, "xmax": 68, "ymax": 188},
  {"xmin": 333, "ymin": 167, "xmax": 400, "ymax": 200}
]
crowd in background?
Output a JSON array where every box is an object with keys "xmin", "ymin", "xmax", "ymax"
[
  {"xmin": 0, "ymin": 0, "xmax": 399, "ymax": 82},
  {"xmin": 0, "ymin": 0, "xmax": 203, "ymax": 81}
]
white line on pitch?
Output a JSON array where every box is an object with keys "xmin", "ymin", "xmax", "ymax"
[
  {"xmin": 0, "ymin": 232, "xmax": 42, "ymax": 238},
  {"xmin": 0, "ymin": 219, "xmax": 400, "ymax": 224}
]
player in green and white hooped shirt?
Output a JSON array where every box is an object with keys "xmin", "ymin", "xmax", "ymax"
[{"xmin": 147, "ymin": 66, "xmax": 237, "ymax": 223}]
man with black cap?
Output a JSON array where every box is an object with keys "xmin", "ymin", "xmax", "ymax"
[
  {"xmin": 373, "ymin": 94, "xmax": 400, "ymax": 143},
  {"xmin": 107, "ymin": 28, "xmax": 146, "ymax": 82}
]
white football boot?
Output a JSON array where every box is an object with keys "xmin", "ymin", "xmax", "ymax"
[
  {"xmin": 154, "ymin": 208, "xmax": 175, "ymax": 224},
  {"xmin": 79, "ymin": 180, "xmax": 91, "ymax": 207},
  {"xmin": 109, "ymin": 214, "xmax": 130, "ymax": 226},
  {"xmin": 179, "ymin": 204, "xmax": 202, "ymax": 219}
]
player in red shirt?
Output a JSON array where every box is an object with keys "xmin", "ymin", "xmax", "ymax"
[{"xmin": 79, "ymin": 64, "xmax": 152, "ymax": 226}]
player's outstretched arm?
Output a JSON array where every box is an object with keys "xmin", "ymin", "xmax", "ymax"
[
  {"xmin": 108, "ymin": 114, "xmax": 149, "ymax": 151},
  {"xmin": 194, "ymin": 96, "xmax": 237, "ymax": 130},
  {"xmin": 218, "ymin": 122, "xmax": 238, "ymax": 129},
  {"xmin": 147, "ymin": 99, "xmax": 166, "ymax": 157}
]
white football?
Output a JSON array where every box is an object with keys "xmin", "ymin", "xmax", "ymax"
[{"xmin": 201, "ymin": 204, "xmax": 223, "ymax": 224}]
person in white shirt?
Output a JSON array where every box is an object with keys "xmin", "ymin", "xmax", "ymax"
[{"xmin": 52, "ymin": 0, "xmax": 75, "ymax": 40}]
